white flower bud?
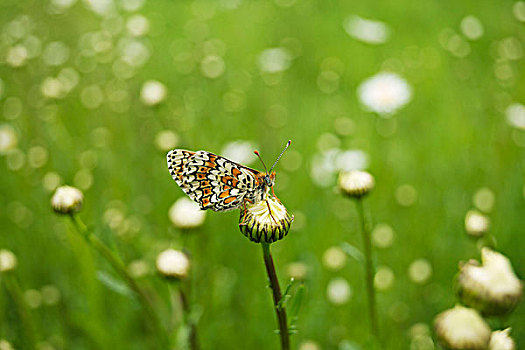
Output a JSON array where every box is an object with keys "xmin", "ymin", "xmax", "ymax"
[
  {"xmin": 156, "ymin": 249, "xmax": 190, "ymax": 279},
  {"xmin": 489, "ymin": 328, "xmax": 515, "ymax": 350},
  {"xmin": 0, "ymin": 249, "xmax": 17, "ymax": 272},
  {"xmin": 434, "ymin": 305, "xmax": 491, "ymax": 350},
  {"xmin": 456, "ymin": 248, "xmax": 523, "ymax": 316},
  {"xmin": 338, "ymin": 170, "xmax": 375, "ymax": 198},
  {"xmin": 51, "ymin": 186, "xmax": 83, "ymax": 214},
  {"xmin": 465, "ymin": 210, "xmax": 490, "ymax": 237},
  {"xmin": 239, "ymin": 193, "xmax": 293, "ymax": 243}
]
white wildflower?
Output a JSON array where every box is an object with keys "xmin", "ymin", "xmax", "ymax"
[{"xmin": 357, "ymin": 72, "xmax": 412, "ymax": 116}]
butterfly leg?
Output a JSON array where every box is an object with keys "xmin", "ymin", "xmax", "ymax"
[
  {"xmin": 265, "ymin": 200, "xmax": 279, "ymax": 225},
  {"xmin": 271, "ymin": 186, "xmax": 282, "ymax": 203},
  {"xmin": 240, "ymin": 198, "xmax": 254, "ymax": 225}
]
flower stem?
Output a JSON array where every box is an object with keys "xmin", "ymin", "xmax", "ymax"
[
  {"xmin": 261, "ymin": 242, "xmax": 290, "ymax": 350},
  {"xmin": 178, "ymin": 287, "xmax": 199, "ymax": 350},
  {"xmin": 355, "ymin": 198, "xmax": 379, "ymax": 341},
  {"xmin": 69, "ymin": 214, "xmax": 169, "ymax": 347},
  {"xmin": 3, "ymin": 274, "xmax": 38, "ymax": 349}
]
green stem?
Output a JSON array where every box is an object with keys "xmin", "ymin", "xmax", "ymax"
[
  {"xmin": 355, "ymin": 198, "xmax": 379, "ymax": 341},
  {"xmin": 3, "ymin": 274, "xmax": 38, "ymax": 349},
  {"xmin": 69, "ymin": 214, "xmax": 169, "ymax": 347},
  {"xmin": 261, "ymin": 243, "xmax": 290, "ymax": 350},
  {"xmin": 178, "ymin": 287, "xmax": 199, "ymax": 350}
]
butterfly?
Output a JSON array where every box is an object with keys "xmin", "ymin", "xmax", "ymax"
[{"xmin": 167, "ymin": 141, "xmax": 291, "ymax": 212}]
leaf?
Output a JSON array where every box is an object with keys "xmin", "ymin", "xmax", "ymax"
[
  {"xmin": 277, "ymin": 278, "xmax": 295, "ymax": 310},
  {"xmin": 96, "ymin": 270, "xmax": 134, "ymax": 298},
  {"xmin": 341, "ymin": 242, "xmax": 365, "ymax": 264},
  {"xmin": 288, "ymin": 283, "xmax": 305, "ymax": 329}
]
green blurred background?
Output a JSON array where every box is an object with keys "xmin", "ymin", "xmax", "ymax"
[{"xmin": 1, "ymin": 0, "xmax": 524, "ymax": 349}]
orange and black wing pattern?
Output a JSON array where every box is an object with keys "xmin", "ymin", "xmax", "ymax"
[{"xmin": 167, "ymin": 150, "xmax": 266, "ymax": 211}]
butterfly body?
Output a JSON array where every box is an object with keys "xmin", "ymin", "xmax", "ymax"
[{"xmin": 167, "ymin": 149, "xmax": 275, "ymax": 212}]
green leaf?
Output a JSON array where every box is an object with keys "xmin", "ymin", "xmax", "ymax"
[
  {"xmin": 288, "ymin": 283, "xmax": 305, "ymax": 329},
  {"xmin": 341, "ymin": 242, "xmax": 365, "ymax": 264},
  {"xmin": 277, "ymin": 277, "xmax": 295, "ymax": 310},
  {"xmin": 96, "ymin": 270, "xmax": 134, "ymax": 298}
]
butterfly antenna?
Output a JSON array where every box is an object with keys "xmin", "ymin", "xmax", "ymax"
[
  {"xmin": 269, "ymin": 140, "xmax": 291, "ymax": 173},
  {"xmin": 253, "ymin": 150, "xmax": 269, "ymax": 174}
]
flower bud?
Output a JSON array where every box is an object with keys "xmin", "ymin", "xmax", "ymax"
[
  {"xmin": 464, "ymin": 210, "xmax": 490, "ymax": 238},
  {"xmin": 434, "ymin": 305, "xmax": 491, "ymax": 350},
  {"xmin": 338, "ymin": 170, "xmax": 374, "ymax": 198},
  {"xmin": 489, "ymin": 328, "xmax": 515, "ymax": 350},
  {"xmin": 156, "ymin": 249, "xmax": 190, "ymax": 279},
  {"xmin": 456, "ymin": 248, "xmax": 522, "ymax": 316},
  {"xmin": 0, "ymin": 249, "xmax": 17, "ymax": 272},
  {"xmin": 239, "ymin": 193, "xmax": 293, "ymax": 243},
  {"xmin": 51, "ymin": 186, "xmax": 83, "ymax": 214}
]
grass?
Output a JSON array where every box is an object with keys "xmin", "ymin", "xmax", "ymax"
[{"xmin": 1, "ymin": 0, "xmax": 524, "ymax": 349}]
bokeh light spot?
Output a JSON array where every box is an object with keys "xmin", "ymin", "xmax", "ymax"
[
  {"xmin": 326, "ymin": 278, "xmax": 352, "ymax": 305},
  {"xmin": 372, "ymin": 223, "xmax": 395, "ymax": 248},
  {"xmin": 374, "ymin": 265, "xmax": 395, "ymax": 291},
  {"xmin": 395, "ymin": 184, "xmax": 418, "ymax": 207},
  {"xmin": 473, "ymin": 187, "xmax": 495, "ymax": 213},
  {"xmin": 408, "ymin": 259, "xmax": 432, "ymax": 284}
]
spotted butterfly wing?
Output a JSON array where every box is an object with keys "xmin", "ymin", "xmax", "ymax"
[
  {"xmin": 167, "ymin": 149, "xmax": 267, "ymax": 212},
  {"xmin": 167, "ymin": 149, "xmax": 195, "ymax": 187}
]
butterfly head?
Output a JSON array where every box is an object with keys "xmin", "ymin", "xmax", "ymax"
[{"xmin": 264, "ymin": 172, "xmax": 276, "ymax": 187}]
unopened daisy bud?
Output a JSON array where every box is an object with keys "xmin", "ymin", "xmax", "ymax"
[
  {"xmin": 168, "ymin": 197, "xmax": 206, "ymax": 229},
  {"xmin": 465, "ymin": 210, "xmax": 490, "ymax": 237},
  {"xmin": 156, "ymin": 249, "xmax": 190, "ymax": 279},
  {"xmin": 456, "ymin": 248, "xmax": 522, "ymax": 316},
  {"xmin": 239, "ymin": 194, "xmax": 293, "ymax": 243},
  {"xmin": 338, "ymin": 170, "xmax": 374, "ymax": 198},
  {"xmin": 489, "ymin": 328, "xmax": 515, "ymax": 350},
  {"xmin": 434, "ymin": 305, "xmax": 491, "ymax": 350},
  {"xmin": 51, "ymin": 186, "xmax": 83, "ymax": 214},
  {"xmin": 0, "ymin": 249, "xmax": 17, "ymax": 272}
]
